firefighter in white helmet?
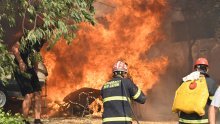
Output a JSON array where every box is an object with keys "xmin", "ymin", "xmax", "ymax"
[{"xmin": 101, "ymin": 60, "xmax": 146, "ymax": 124}]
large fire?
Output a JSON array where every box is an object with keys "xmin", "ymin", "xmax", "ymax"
[{"xmin": 41, "ymin": 0, "xmax": 168, "ymax": 112}]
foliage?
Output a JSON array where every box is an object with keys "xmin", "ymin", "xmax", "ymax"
[
  {"xmin": 0, "ymin": 0, "xmax": 16, "ymax": 39},
  {"xmin": 0, "ymin": 108, "xmax": 24, "ymax": 124},
  {"xmin": 0, "ymin": 0, "xmax": 95, "ymax": 83},
  {"xmin": 18, "ymin": 0, "xmax": 95, "ymax": 50},
  {"xmin": 0, "ymin": 42, "xmax": 16, "ymax": 84},
  {"xmin": 0, "ymin": 0, "xmax": 95, "ymax": 48}
]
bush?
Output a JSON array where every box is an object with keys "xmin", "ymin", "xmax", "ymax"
[{"xmin": 0, "ymin": 108, "xmax": 24, "ymax": 124}]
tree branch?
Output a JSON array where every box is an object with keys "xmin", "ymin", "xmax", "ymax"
[
  {"xmin": 33, "ymin": 14, "xmax": 38, "ymax": 30},
  {"xmin": 22, "ymin": 10, "xmax": 27, "ymax": 35}
]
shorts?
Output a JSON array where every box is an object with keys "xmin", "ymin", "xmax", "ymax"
[{"xmin": 14, "ymin": 68, "xmax": 42, "ymax": 96}]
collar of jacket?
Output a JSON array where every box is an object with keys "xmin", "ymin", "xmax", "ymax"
[{"xmin": 113, "ymin": 75, "xmax": 123, "ymax": 78}]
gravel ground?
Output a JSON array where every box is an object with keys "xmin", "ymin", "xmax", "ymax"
[{"xmin": 34, "ymin": 117, "xmax": 178, "ymax": 124}]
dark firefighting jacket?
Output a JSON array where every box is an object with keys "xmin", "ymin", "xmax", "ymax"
[
  {"xmin": 179, "ymin": 74, "xmax": 218, "ymax": 124},
  {"xmin": 101, "ymin": 76, "xmax": 146, "ymax": 124}
]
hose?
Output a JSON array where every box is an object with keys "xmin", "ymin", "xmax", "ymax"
[{"xmin": 121, "ymin": 79, "xmax": 140, "ymax": 124}]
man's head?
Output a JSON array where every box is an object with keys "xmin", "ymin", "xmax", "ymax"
[
  {"xmin": 194, "ymin": 58, "xmax": 209, "ymax": 74},
  {"xmin": 113, "ymin": 60, "xmax": 128, "ymax": 78}
]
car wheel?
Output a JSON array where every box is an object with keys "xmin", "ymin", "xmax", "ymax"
[{"xmin": 0, "ymin": 90, "xmax": 6, "ymax": 107}]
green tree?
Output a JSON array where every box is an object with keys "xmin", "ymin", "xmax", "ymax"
[{"xmin": 0, "ymin": 0, "xmax": 95, "ymax": 83}]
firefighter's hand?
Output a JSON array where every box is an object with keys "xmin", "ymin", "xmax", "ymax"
[{"xmin": 19, "ymin": 61, "xmax": 27, "ymax": 72}]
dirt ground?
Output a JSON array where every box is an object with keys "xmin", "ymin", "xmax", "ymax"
[{"xmin": 35, "ymin": 117, "xmax": 178, "ymax": 124}]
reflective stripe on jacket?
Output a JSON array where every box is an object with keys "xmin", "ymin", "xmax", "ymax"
[
  {"xmin": 103, "ymin": 96, "xmax": 130, "ymax": 103},
  {"xmin": 103, "ymin": 117, "xmax": 132, "ymax": 123},
  {"xmin": 179, "ymin": 118, "xmax": 208, "ymax": 123}
]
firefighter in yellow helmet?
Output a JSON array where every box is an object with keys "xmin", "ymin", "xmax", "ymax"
[
  {"xmin": 178, "ymin": 58, "xmax": 218, "ymax": 124},
  {"xmin": 101, "ymin": 60, "xmax": 146, "ymax": 124}
]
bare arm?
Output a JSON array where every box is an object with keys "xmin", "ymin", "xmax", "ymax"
[
  {"xmin": 11, "ymin": 42, "xmax": 27, "ymax": 72},
  {"xmin": 209, "ymin": 105, "xmax": 218, "ymax": 124}
]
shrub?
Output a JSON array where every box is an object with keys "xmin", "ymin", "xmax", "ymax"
[{"xmin": 0, "ymin": 108, "xmax": 24, "ymax": 124}]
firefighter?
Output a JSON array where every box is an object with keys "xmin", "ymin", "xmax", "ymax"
[
  {"xmin": 209, "ymin": 86, "xmax": 220, "ymax": 124},
  {"xmin": 178, "ymin": 58, "xmax": 218, "ymax": 124},
  {"xmin": 101, "ymin": 60, "xmax": 146, "ymax": 124}
]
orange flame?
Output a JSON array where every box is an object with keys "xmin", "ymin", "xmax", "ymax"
[{"xmin": 42, "ymin": 0, "xmax": 168, "ymax": 104}]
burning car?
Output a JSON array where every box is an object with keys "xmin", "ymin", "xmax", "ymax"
[{"xmin": 56, "ymin": 87, "xmax": 101, "ymax": 117}]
